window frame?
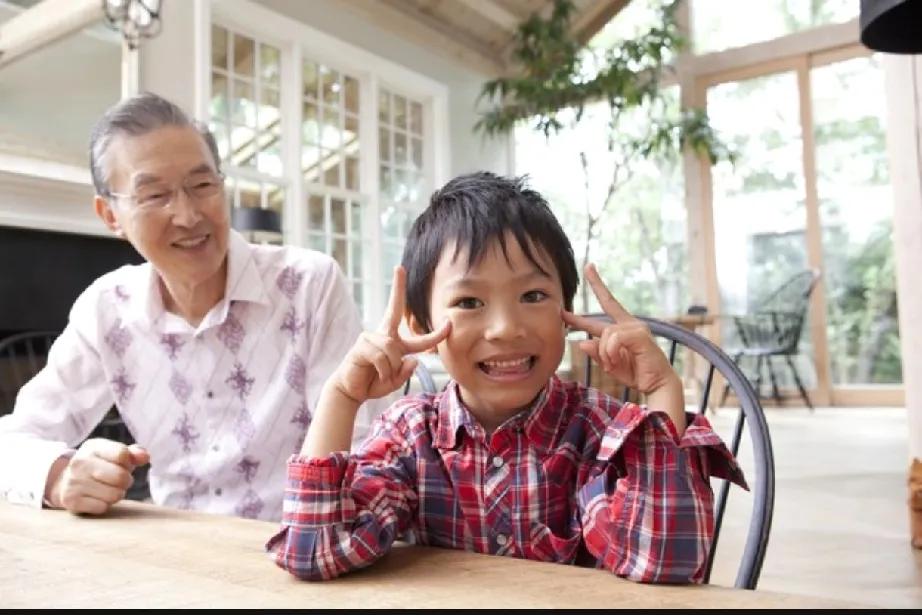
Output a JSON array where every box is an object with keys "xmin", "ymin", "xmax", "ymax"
[{"xmin": 196, "ymin": 0, "xmax": 449, "ymax": 324}]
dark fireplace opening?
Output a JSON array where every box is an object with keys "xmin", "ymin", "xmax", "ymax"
[{"xmin": 0, "ymin": 225, "xmax": 149, "ymax": 500}]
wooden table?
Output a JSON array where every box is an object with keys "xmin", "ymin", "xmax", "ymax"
[{"xmin": 0, "ymin": 501, "xmax": 859, "ymax": 608}]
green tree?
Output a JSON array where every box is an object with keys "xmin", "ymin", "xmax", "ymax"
[{"xmin": 476, "ymin": 0, "xmax": 733, "ymax": 313}]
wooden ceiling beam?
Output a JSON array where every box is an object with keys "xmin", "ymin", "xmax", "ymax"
[
  {"xmin": 339, "ymin": 0, "xmax": 506, "ymax": 76},
  {"xmin": 570, "ymin": 0, "xmax": 632, "ymax": 44},
  {"xmin": 456, "ymin": 0, "xmax": 521, "ymax": 32},
  {"xmin": 0, "ymin": 0, "xmax": 103, "ymax": 69}
]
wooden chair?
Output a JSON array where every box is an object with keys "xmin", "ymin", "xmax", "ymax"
[
  {"xmin": 0, "ymin": 330, "xmax": 150, "ymax": 501},
  {"xmin": 577, "ymin": 315, "xmax": 775, "ymax": 590}
]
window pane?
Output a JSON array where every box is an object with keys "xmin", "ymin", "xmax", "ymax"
[
  {"xmin": 303, "ymin": 61, "xmax": 319, "ymax": 100},
  {"xmin": 260, "ymin": 44, "xmax": 280, "ymax": 86},
  {"xmin": 302, "ymin": 102, "xmax": 319, "ymax": 144},
  {"xmin": 692, "ymin": 0, "xmax": 858, "ymax": 54},
  {"xmin": 232, "ymin": 33, "xmax": 255, "ymax": 77},
  {"xmin": 232, "ymin": 79, "xmax": 255, "ymax": 127},
  {"xmin": 379, "ymin": 128, "xmax": 391, "ymax": 163},
  {"xmin": 394, "ymin": 132, "xmax": 407, "ymax": 166},
  {"xmin": 812, "ymin": 55, "xmax": 901, "ymax": 385},
  {"xmin": 351, "ymin": 241, "xmax": 362, "ymax": 277},
  {"xmin": 344, "ymin": 76, "xmax": 359, "ymax": 114},
  {"xmin": 331, "ymin": 198, "xmax": 346, "ymax": 234},
  {"xmin": 394, "ymin": 95, "xmax": 407, "ymax": 130},
  {"xmin": 309, "ymin": 233, "xmax": 326, "ymax": 252},
  {"xmin": 708, "ymin": 71, "xmax": 814, "ymax": 388},
  {"xmin": 230, "ymin": 126, "xmax": 256, "ymax": 167},
  {"xmin": 302, "ymin": 144, "xmax": 321, "ymax": 183},
  {"xmin": 308, "ymin": 194, "xmax": 325, "ymax": 232},
  {"xmin": 259, "ymin": 87, "xmax": 280, "ymax": 133},
  {"xmin": 239, "ymin": 181, "xmax": 261, "ymax": 208},
  {"xmin": 320, "ymin": 66, "xmax": 340, "ymax": 106},
  {"xmin": 211, "ymin": 25, "xmax": 228, "ymax": 70},
  {"xmin": 332, "ymin": 238, "xmax": 348, "ymax": 271},
  {"xmin": 321, "ymin": 106, "xmax": 341, "ymax": 149},
  {"xmin": 209, "ymin": 121, "xmax": 229, "ymax": 162},
  {"xmin": 344, "ymin": 114, "xmax": 359, "ymax": 145},
  {"xmin": 267, "ymin": 185, "xmax": 285, "ymax": 212},
  {"xmin": 379, "ymin": 90, "xmax": 391, "ymax": 123},
  {"xmin": 410, "ymin": 137, "xmax": 422, "ymax": 170},
  {"xmin": 324, "ymin": 155, "xmax": 341, "ymax": 187},
  {"xmin": 410, "ymin": 101, "xmax": 423, "ymax": 135},
  {"xmin": 350, "ymin": 201, "xmax": 362, "ymax": 235},
  {"xmin": 345, "ymin": 156, "xmax": 359, "ymax": 191},
  {"xmin": 210, "ymin": 72, "xmax": 229, "ymax": 121}
]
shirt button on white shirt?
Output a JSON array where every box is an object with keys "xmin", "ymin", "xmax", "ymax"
[
  {"xmin": 492, "ymin": 456, "xmax": 504, "ymax": 468},
  {"xmin": 214, "ymin": 487, "xmax": 222, "ymax": 496},
  {"xmin": 495, "ymin": 534, "xmax": 508, "ymax": 546}
]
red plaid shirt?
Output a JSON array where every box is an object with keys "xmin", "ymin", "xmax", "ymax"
[{"xmin": 267, "ymin": 375, "xmax": 747, "ymax": 583}]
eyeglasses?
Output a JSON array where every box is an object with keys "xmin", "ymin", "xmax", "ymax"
[{"xmin": 107, "ymin": 171, "xmax": 225, "ymax": 212}]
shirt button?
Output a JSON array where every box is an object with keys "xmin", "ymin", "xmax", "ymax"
[
  {"xmin": 212, "ymin": 444, "xmax": 220, "ymax": 452},
  {"xmin": 496, "ymin": 534, "xmax": 508, "ymax": 546},
  {"xmin": 492, "ymin": 456, "xmax": 504, "ymax": 468},
  {"xmin": 214, "ymin": 488, "xmax": 222, "ymax": 496},
  {"xmin": 206, "ymin": 391, "xmax": 214, "ymax": 399}
]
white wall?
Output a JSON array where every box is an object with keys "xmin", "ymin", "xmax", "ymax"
[{"xmin": 883, "ymin": 55, "xmax": 922, "ymax": 461}]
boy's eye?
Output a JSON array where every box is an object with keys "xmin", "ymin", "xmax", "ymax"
[
  {"xmin": 522, "ymin": 290, "xmax": 548, "ymax": 303},
  {"xmin": 452, "ymin": 297, "xmax": 483, "ymax": 309}
]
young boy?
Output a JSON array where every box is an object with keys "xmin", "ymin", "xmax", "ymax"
[{"xmin": 266, "ymin": 172, "xmax": 746, "ymax": 583}]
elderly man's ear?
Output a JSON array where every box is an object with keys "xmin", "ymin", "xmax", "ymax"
[{"xmin": 94, "ymin": 195, "xmax": 125, "ymax": 238}]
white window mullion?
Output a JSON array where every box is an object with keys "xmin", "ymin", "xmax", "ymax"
[
  {"xmin": 362, "ymin": 75, "xmax": 383, "ymax": 325},
  {"xmin": 283, "ymin": 42, "xmax": 305, "ymax": 247}
]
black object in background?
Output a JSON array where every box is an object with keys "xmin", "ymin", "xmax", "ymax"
[{"xmin": 860, "ymin": 0, "xmax": 922, "ymax": 53}]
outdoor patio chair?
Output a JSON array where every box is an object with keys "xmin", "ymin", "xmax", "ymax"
[
  {"xmin": 723, "ymin": 269, "xmax": 822, "ymax": 410},
  {"xmin": 577, "ymin": 314, "xmax": 775, "ymax": 590},
  {"xmin": 0, "ymin": 330, "xmax": 149, "ymax": 501}
]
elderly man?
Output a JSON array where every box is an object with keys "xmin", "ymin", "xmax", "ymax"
[{"xmin": 0, "ymin": 92, "xmax": 382, "ymax": 521}]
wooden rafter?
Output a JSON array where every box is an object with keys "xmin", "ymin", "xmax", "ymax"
[
  {"xmin": 0, "ymin": 0, "xmax": 103, "ymax": 69},
  {"xmin": 456, "ymin": 0, "xmax": 521, "ymax": 32}
]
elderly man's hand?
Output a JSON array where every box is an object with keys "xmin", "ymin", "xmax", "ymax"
[{"xmin": 44, "ymin": 438, "xmax": 150, "ymax": 514}]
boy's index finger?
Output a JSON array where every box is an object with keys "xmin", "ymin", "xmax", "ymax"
[
  {"xmin": 585, "ymin": 263, "xmax": 633, "ymax": 321},
  {"xmin": 381, "ymin": 266, "xmax": 406, "ymax": 335},
  {"xmin": 401, "ymin": 319, "xmax": 451, "ymax": 354},
  {"xmin": 561, "ymin": 310, "xmax": 607, "ymax": 337}
]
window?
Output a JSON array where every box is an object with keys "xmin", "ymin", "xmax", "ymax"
[
  {"xmin": 209, "ymin": 25, "xmax": 286, "ymax": 216},
  {"xmin": 692, "ymin": 0, "xmax": 858, "ymax": 54},
  {"xmin": 207, "ymin": 5, "xmax": 445, "ymax": 323},
  {"xmin": 378, "ymin": 87, "xmax": 427, "ymax": 300}
]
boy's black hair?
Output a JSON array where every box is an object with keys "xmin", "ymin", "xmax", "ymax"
[{"xmin": 402, "ymin": 171, "xmax": 579, "ymax": 331}]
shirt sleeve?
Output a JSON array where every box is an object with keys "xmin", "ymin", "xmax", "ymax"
[
  {"xmin": 577, "ymin": 403, "xmax": 747, "ymax": 584},
  {"xmin": 265, "ymin": 408, "xmax": 419, "ymax": 581},
  {"xmin": 0, "ymin": 316, "xmax": 114, "ymax": 508},
  {"xmin": 301, "ymin": 258, "xmax": 388, "ymax": 451}
]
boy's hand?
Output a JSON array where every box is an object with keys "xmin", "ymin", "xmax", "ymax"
[
  {"xmin": 332, "ymin": 266, "xmax": 451, "ymax": 404},
  {"xmin": 562, "ymin": 264, "xmax": 685, "ymax": 433}
]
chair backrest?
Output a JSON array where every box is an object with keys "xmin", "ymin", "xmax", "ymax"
[
  {"xmin": 737, "ymin": 269, "xmax": 821, "ymax": 354},
  {"xmin": 759, "ymin": 268, "xmax": 821, "ymax": 314},
  {"xmin": 577, "ymin": 315, "xmax": 775, "ymax": 590},
  {"xmin": 0, "ymin": 330, "xmax": 60, "ymax": 414},
  {"xmin": 403, "ymin": 359, "xmax": 439, "ymax": 395}
]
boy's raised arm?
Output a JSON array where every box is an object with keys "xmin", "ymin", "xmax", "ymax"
[
  {"xmin": 304, "ymin": 266, "xmax": 450, "ymax": 457},
  {"xmin": 268, "ymin": 266, "xmax": 449, "ymax": 581}
]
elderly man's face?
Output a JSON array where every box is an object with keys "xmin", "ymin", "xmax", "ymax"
[{"xmin": 97, "ymin": 125, "xmax": 229, "ymax": 288}]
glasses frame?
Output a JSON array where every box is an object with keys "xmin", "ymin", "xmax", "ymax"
[{"xmin": 106, "ymin": 170, "xmax": 227, "ymax": 213}]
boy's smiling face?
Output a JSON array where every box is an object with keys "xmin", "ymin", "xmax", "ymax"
[{"xmin": 422, "ymin": 232, "xmax": 567, "ymax": 427}]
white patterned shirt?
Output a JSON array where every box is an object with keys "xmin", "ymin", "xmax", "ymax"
[{"xmin": 0, "ymin": 230, "xmax": 384, "ymax": 521}]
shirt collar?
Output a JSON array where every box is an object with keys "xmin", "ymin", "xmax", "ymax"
[
  {"xmin": 130, "ymin": 229, "xmax": 271, "ymax": 331},
  {"xmin": 433, "ymin": 375, "xmax": 569, "ymax": 453}
]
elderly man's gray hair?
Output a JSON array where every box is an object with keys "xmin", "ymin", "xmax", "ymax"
[{"xmin": 89, "ymin": 92, "xmax": 222, "ymax": 196}]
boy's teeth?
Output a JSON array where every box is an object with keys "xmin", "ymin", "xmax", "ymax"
[{"xmin": 484, "ymin": 357, "xmax": 529, "ymax": 368}]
